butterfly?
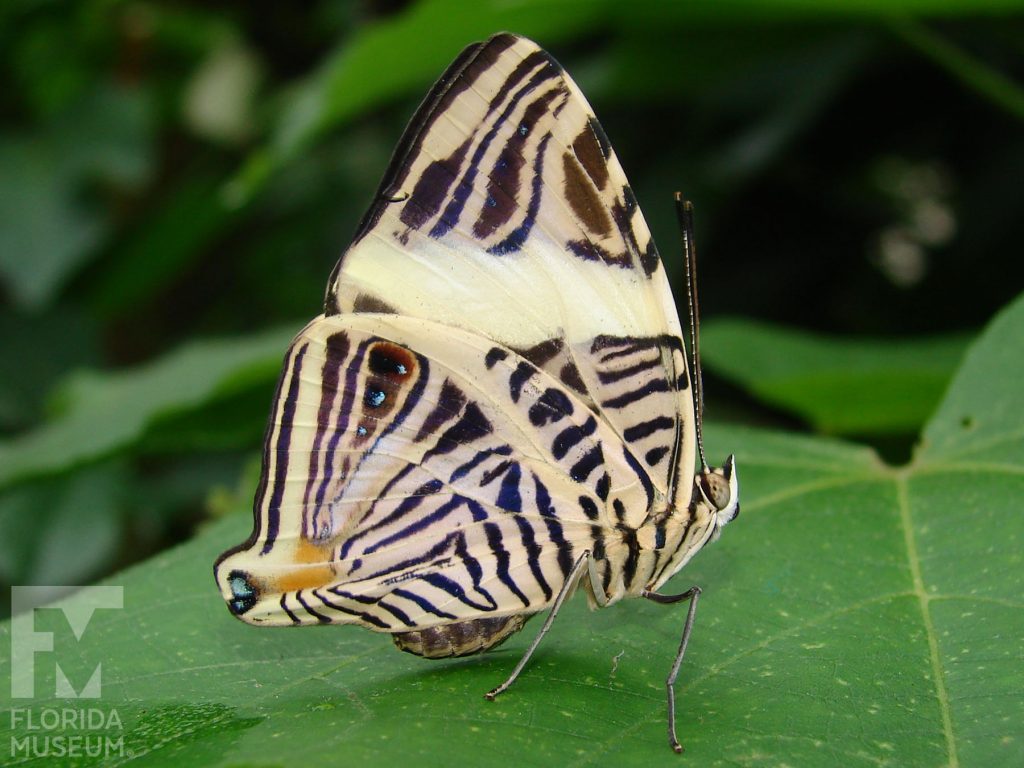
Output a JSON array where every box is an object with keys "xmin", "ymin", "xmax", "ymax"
[{"xmin": 214, "ymin": 32, "xmax": 739, "ymax": 753}]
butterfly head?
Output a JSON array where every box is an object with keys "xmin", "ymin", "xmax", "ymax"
[{"xmin": 696, "ymin": 454, "xmax": 739, "ymax": 528}]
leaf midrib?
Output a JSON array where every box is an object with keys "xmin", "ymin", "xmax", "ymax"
[
  {"xmin": 896, "ymin": 473, "xmax": 959, "ymax": 768},
  {"xmin": 572, "ymin": 464, "xmax": 970, "ymax": 766}
]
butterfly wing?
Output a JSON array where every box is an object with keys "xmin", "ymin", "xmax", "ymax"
[
  {"xmin": 327, "ymin": 33, "xmax": 696, "ymax": 507},
  {"xmin": 215, "ymin": 314, "xmax": 656, "ymax": 628},
  {"xmin": 215, "ymin": 34, "xmax": 725, "ymax": 633}
]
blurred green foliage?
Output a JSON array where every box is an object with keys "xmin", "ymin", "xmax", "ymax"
[{"xmin": 1, "ymin": 0, "xmax": 1022, "ymax": 613}]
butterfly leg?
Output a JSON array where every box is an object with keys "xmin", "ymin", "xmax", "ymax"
[
  {"xmin": 641, "ymin": 585, "xmax": 702, "ymax": 754},
  {"xmin": 484, "ymin": 551, "xmax": 590, "ymax": 701}
]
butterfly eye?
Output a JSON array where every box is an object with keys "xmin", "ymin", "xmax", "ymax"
[
  {"xmin": 696, "ymin": 460, "xmax": 737, "ymax": 514},
  {"xmin": 227, "ymin": 570, "xmax": 258, "ymax": 616},
  {"xmin": 698, "ymin": 469, "xmax": 732, "ymax": 512},
  {"xmin": 705, "ymin": 456, "xmax": 740, "ymax": 524}
]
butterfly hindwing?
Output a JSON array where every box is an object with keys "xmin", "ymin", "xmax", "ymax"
[{"xmin": 215, "ymin": 314, "xmax": 660, "ymax": 629}]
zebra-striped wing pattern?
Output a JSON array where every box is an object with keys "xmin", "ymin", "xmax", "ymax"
[{"xmin": 214, "ymin": 314, "xmax": 710, "ymax": 631}]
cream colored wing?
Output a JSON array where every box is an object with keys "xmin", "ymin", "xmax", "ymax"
[{"xmin": 214, "ymin": 315, "xmax": 657, "ymax": 629}]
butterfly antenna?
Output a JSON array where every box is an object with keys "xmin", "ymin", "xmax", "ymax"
[{"xmin": 675, "ymin": 193, "xmax": 708, "ymax": 472}]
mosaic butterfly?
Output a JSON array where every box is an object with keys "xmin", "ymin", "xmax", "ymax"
[{"xmin": 214, "ymin": 32, "xmax": 739, "ymax": 753}]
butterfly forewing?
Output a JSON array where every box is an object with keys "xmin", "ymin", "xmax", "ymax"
[{"xmin": 326, "ymin": 34, "xmax": 695, "ymax": 502}]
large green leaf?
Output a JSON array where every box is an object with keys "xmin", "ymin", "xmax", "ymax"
[{"xmin": 2, "ymin": 294, "xmax": 1021, "ymax": 766}]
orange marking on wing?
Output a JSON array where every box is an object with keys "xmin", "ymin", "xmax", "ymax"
[
  {"xmin": 273, "ymin": 539, "xmax": 336, "ymax": 592},
  {"xmin": 275, "ymin": 566, "xmax": 336, "ymax": 593}
]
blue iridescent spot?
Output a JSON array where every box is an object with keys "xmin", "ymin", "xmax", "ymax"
[
  {"xmin": 518, "ymin": 123, "xmax": 529, "ymax": 136},
  {"xmin": 486, "ymin": 196, "xmax": 497, "ymax": 208},
  {"xmin": 229, "ymin": 574, "xmax": 251, "ymax": 597},
  {"xmin": 356, "ymin": 425, "xmax": 367, "ymax": 436},
  {"xmin": 365, "ymin": 388, "xmax": 386, "ymax": 408},
  {"xmin": 227, "ymin": 570, "xmax": 257, "ymax": 615}
]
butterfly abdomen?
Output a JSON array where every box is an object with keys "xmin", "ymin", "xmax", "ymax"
[{"xmin": 392, "ymin": 614, "xmax": 534, "ymax": 659}]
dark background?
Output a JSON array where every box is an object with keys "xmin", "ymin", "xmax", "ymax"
[{"xmin": 2, "ymin": 1, "xmax": 1021, "ymax": 615}]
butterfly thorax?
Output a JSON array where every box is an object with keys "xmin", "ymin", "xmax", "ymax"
[
  {"xmin": 638, "ymin": 458, "xmax": 740, "ymax": 596},
  {"xmin": 638, "ymin": 495, "xmax": 718, "ymax": 595}
]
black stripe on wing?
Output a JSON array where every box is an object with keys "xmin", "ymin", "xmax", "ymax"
[
  {"xmin": 344, "ymin": 38, "xmax": 515, "ymax": 252},
  {"xmin": 263, "ymin": 341, "xmax": 308, "ymax": 555},
  {"xmin": 212, "ymin": 335, "xmax": 301, "ymax": 573}
]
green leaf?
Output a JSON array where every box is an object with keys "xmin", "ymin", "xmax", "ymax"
[
  {"xmin": 0, "ymin": 136, "xmax": 105, "ymax": 309},
  {"xmin": 0, "ymin": 463, "xmax": 126, "ymax": 591},
  {"xmin": 917, "ymin": 294, "xmax": 1024, "ymax": 465},
  {"xmin": 2, "ymin": 293, "xmax": 1020, "ymax": 765},
  {"xmin": 701, "ymin": 317, "xmax": 970, "ymax": 435},
  {"xmin": 87, "ymin": 169, "xmax": 241, "ymax": 320},
  {"xmin": 0, "ymin": 326, "xmax": 298, "ymax": 489},
  {"xmin": 0, "ymin": 83, "xmax": 154, "ymax": 309},
  {"xmin": 0, "ymin": 308, "xmax": 98, "ymax": 431}
]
